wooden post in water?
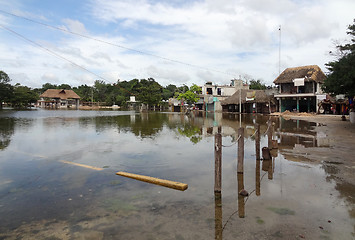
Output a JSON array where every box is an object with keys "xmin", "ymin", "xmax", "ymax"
[
  {"xmin": 268, "ymin": 120, "xmax": 272, "ymax": 150},
  {"xmin": 237, "ymin": 173, "xmax": 245, "ymax": 218},
  {"xmin": 255, "ymin": 124, "xmax": 260, "ymax": 161},
  {"xmin": 262, "ymin": 147, "xmax": 271, "ymax": 161},
  {"xmin": 255, "ymin": 123, "xmax": 261, "ymax": 196},
  {"xmin": 237, "ymin": 127, "xmax": 244, "ymax": 174},
  {"xmin": 256, "ymin": 158, "xmax": 261, "ymax": 196},
  {"xmin": 214, "ymin": 192, "xmax": 222, "ymax": 240},
  {"xmin": 214, "ymin": 132, "xmax": 222, "ymax": 193}
]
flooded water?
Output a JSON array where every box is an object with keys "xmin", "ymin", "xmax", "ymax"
[{"xmin": 0, "ymin": 109, "xmax": 354, "ymax": 239}]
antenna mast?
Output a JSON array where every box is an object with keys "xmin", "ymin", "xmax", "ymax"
[{"xmin": 279, "ymin": 25, "xmax": 281, "ymax": 75}]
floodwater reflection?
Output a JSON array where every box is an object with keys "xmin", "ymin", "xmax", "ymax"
[{"xmin": 0, "ymin": 110, "xmax": 353, "ymax": 239}]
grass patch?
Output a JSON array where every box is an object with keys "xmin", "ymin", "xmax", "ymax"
[{"xmin": 267, "ymin": 207, "xmax": 295, "ymax": 215}]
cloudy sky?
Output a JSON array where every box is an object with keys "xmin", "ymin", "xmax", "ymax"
[{"xmin": 0, "ymin": 0, "xmax": 354, "ymax": 88}]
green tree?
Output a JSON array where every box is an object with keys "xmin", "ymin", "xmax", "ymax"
[
  {"xmin": 323, "ymin": 19, "xmax": 355, "ymax": 99},
  {"xmin": 41, "ymin": 83, "xmax": 58, "ymax": 92},
  {"xmin": 176, "ymin": 84, "xmax": 201, "ymax": 105},
  {"xmin": 162, "ymin": 84, "xmax": 177, "ymax": 100},
  {"xmin": 136, "ymin": 78, "xmax": 162, "ymax": 106},
  {"xmin": 0, "ymin": 71, "xmax": 14, "ymax": 109},
  {"xmin": 93, "ymin": 80, "xmax": 108, "ymax": 102},
  {"xmin": 10, "ymin": 84, "xmax": 38, "ymax": 108},
  {"xmin": 74, "ymin": 84, "xmax": 93, "ymax": 102},
  {"xmin": 249, "ymin": 79, "xmax": 267, "ymax": 90},
  {"xmin": 57, "ymin": 83, "xmax": 72, "ymax": 90}
]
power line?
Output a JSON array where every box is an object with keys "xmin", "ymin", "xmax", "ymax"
[
  {"xmin": 0, "ymin": 23, "xmax": 136, "ymax": 96},
  {"xmin": 0, "ymin": 9, "xmax": 237, "ymax": 77}
]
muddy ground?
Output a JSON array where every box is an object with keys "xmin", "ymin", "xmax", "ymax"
[{"xmin": 278, "ymin": 113, "xmax": 355, "ymax": 219}]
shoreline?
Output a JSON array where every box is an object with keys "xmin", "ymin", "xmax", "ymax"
[{"xmin": 275, "ymin": 112, "xmax": 355, "ymax": 186}]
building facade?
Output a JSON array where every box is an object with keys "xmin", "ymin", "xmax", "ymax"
[
  {"xmin": 273, "ymin": 65, "xmax": 326, "ymax": 113},
  {"xmin": 38, "ymin": 89, "xmax": 80, "ymax": 109}
]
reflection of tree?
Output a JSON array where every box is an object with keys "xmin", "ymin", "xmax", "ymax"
[
  {"xmin": 0, "ymin": 117, "xmax": 15, "ymax": 150},
  {"xmin": 86, "ymin": 113, "xmax": 169, "ymax": 139},
  {"xmin": 177, "ymin": 125, "xmax": 202, "ymax": 144}
]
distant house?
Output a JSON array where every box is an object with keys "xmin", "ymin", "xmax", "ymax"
[
  {"xmin": 197, "ymin": 79, "xmax": 249, "ymax": 111},
  {"xmin": 38, "ymin": 89, "xmax": 80, "ymax": 109},
  {"xmin": 220, "ymin": 89, "xmax": 276, "ymax": 113},
  {"xmin": 273, "ymin": 65, "xmax": 326, "ymax": 113}
]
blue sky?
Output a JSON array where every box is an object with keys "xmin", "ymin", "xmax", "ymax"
[{"xmin": 0, "ymin": 0, "xmax": 354, "ymax": 88}]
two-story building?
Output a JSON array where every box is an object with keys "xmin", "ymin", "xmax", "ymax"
[
  {"xmin": 273, "ymin": 65, "xmax": 326, "ymax": 113},
  {"xmin": 197, "ymin": 79, "xmax": 249, "ymax": 112}
]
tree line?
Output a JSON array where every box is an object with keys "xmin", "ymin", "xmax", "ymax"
[{"xmin": 0, "ymin": 72, "xmax": 201, "ymax": 109}]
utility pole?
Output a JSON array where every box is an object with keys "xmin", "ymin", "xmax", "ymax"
[{"xmin": 279, "ymin": 25, "xmax": 281, "ymax": 75}]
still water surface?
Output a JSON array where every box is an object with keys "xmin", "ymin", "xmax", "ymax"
[{"xmin": 0, "ymin": 109, "xmax": 353, "ymax": 239}]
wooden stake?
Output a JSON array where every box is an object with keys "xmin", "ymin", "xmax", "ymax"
[
  {"xmin": 268, "ymin": 158, "xmax": 273, "ymax": 180},
  {"xmin": 262, "ymin": 147, "xmax": 271, "ymax": 160},
  {"xmin": 116, "ymin": 172, "xmax": 188, "ymax": 191},
  {"xmin": 256, "ymin": 158, "xmax": 261, "ymax": 196},
  {"xmin": 237, "ymin": 127, "xmax": 244, "ymax": 174},
  {"xmin": 214, "ymin": 133, "xmax": 222, "ymax": 193},
  {"xmin": 267, "ymin": 120, "xmax": 273, "ymax": 149},
  {"xmin": 214, "ymin": 192, "xmax": 222, "ymax": 240},
  {"xmin": 237, "ymin": 173, "xmax": 245, "ymax": 218},
  {"xmin": 255, "ymin": 124, "xmax": 260, "ymax": 161}
]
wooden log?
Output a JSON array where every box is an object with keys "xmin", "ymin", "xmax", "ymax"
[
  {"xmin": 262, "ymin": 147, "xmax": 271, "ymax": 160},
  {"xmin": 60, "ymin": 160, "xmax": 103, "ymax": 171},
  {"xmin": 214, "ymin": 133, "xmax": 222, "ymax": 193},
  {"xmin": 255, "ymin": 124, "xmax": 260, "ymax": 161},
  {"xmin": 237, "ymin": 127, "xmax": 244, "ymax": 174},
  {"xmin": 116, "ymin": 172, "xmax": 188, "ymax": 191}
]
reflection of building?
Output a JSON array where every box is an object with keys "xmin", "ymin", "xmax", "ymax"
[
  {"xmin": 197, "ymin": 79, "xmax": 248, "ymax": 112},
  {"xmin": 38, "ymin": 89, "xmax": 80, "ymax": 109},
  {"xmin": 273, "ymin": 65, "xmax": 326, "ymax": 113}
]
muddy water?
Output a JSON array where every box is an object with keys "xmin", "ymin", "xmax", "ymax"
[{"xmin": 0, "ymin": 110, "xmax": 353, "ymax": 239}]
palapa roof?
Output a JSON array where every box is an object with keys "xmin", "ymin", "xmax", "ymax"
[
  {"xmin": 273, "ymin": 65, "xmax": 326, "ymax": 84},
  {"xmin": 221, "ymin": 89, "xmax": 271, "ymax": 105},
  {"xmin": 40, "ymin": 89, "xmax": 80, "ymax": 99}
]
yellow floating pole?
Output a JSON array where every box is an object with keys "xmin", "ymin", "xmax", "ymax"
[
  {"xmin": 60, "ymin": 160, "xmax": 103, "ymax": 171},
  {"xmin": 116, "ymin": 171, "xmax": 188, "ymax": 191}
]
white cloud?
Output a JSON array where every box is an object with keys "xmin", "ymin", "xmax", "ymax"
[
  {"xmin": 41, "ymin": 72, "xmax": 59, "ymax": 83},
  {"xmin": 1, "ymin": 0, "xmax": 355, "ymax": 89},
  {"xmin": 61, "ymin": 18, "xmax": 88, "ymax": 35}
]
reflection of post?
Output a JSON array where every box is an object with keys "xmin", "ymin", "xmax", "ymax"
[
  {"xmin": 214, "ymin": 192, "xmax": 222, "ymax": 240},
  {"xmin": 268, "ymin": 120, "xmax": 272, "ymax": 149},
  {"xmin": 255, "ymin": 123, "xmax": 261, "ymax": 196},
  {"xmin": 214, "ymin": 132, "xmax": 222, "ymax": 193},
  {"xmin": 256, "ymin": 157, "xmax": 261, "ymax": 196},
  {"xmin": 268, "ymin": 157, "xmax": 273, "ymax": 180},
  {"xmin": 237, "ymin": 173, "xmax": 245, "ymax": 218},
  {"xmin": 237, "ymin": 127, "xmax": 244, "ymax": 173}
]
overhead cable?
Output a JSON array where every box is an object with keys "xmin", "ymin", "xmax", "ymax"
[
  {"xmin": 0, "ymin": 24, "xmax": 136, "ymax": 96},
  {"xmin": 0, "ymin": 9, "xmax": 236, "ymax": 77}
]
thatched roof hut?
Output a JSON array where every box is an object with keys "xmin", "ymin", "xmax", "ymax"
[
  {"xmin": 273, "ymin": 65, "xmax": 326, "ymax": 84},
  {"xmin": 40, "ymin": 89, "xmax": 80, "ymax": 99},
  {"xmin": 221, "ymin": 89, "xmax": 271, "ymax": 105}
]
